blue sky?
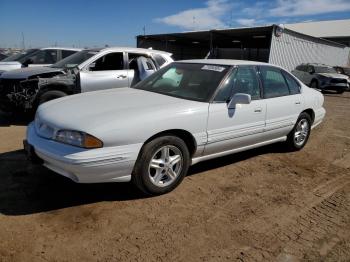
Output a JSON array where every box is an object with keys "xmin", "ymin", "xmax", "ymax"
[{"xmin": 1, "ymin": 0, "xmax": 350, "ymax": 48}]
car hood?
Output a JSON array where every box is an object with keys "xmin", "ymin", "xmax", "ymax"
[
  {"xmin": 0, "ymin": 66, "xmax": 63, "ymax": 80},
  {"xmin": 0, "ymin": 61, "xmax": 22, "ymax": 71},
  {"xmin": 37, "ymin": 88, "xmax": 207, "ymax": 133},
  {"xmin": 317, "ymin": 73, "xmax": 348, "ymax": 79},
  {"xmin": 0, "ymin": 61, "xmax": 21, "ymax": 66}
]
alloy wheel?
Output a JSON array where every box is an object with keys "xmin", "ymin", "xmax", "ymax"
[
  {"xmin": 294, "ymin": 119, "xmax": 310, "ymax": 146},
  {"xmin": 148, "ymin": 145, "xmax": 183, "ymax": 187}
]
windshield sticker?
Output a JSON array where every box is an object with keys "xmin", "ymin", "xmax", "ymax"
[{"xmin": 201, "ymin": 65, "xmax": 225, "ymax": 72}]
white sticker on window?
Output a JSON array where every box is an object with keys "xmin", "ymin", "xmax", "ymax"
[{"xmin": 201, "ymin": 65, "xmax": 225, "ymax": 72}]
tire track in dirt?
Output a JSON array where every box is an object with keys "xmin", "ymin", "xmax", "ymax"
[
  {"xmin": 277, "ymin": 187, "xmax": 350, "ymax": 261},
  {"xmin": 233, "ymin": 174, "xmax": 350, "ymax": 262}
]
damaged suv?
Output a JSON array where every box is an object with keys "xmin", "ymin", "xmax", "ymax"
[{"xmin": 0, "ymin": 47, "xmax": 173, "ymax": 112}]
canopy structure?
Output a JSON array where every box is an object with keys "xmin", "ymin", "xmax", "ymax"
[{"xmin": 137, "ymin": 24, "xmax": 350, "ymax": 70}]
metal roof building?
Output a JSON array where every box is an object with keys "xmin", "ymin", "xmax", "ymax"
[
  {"xmin": 137, "ymin": 23, "xmax": 350, "ymax": 71},
  {"xmin": 286, "ymin": 19, "xmax": 350, "ymax": 47}
]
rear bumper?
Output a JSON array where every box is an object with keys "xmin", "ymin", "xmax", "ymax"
[
  {"xmin": 312, "ymin": 107, "xmax": 326, "ymax": 129},
  {"xmin": 26, "ymin": 122, "xmax": 143, "ymax": 183}
]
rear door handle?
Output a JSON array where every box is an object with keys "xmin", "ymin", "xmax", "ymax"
[
  {"xmin": 254, "ymin": 107, "xmax": 262, "ymax": 113},
  {"xmin": 117, "ymin": 74, "xmax": 127, "ymax": 79},
  {"xmin": 295, "ymin": 101, "xmax": 301, "ymax": 105}
]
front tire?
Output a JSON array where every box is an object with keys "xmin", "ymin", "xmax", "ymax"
[
  {"xmin": 310, "ymin": 80, "xmax": 318, "ymax": 89},
  {"xmin": 132, "ymin": 136, "xmax": 190, "ymax": 195},
  {"xmin": 286, "ymin": 112, "xmax": 312, "ymax": 151}
]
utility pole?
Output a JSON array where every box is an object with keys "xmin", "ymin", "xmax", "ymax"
[
  {"xmin": 193, "ymin": 16, "xmax": 196, "ymax": 29},
  {"xmin": 21, "ymin": 32, "xmax": 25, "ymax": 50},
  {"xmin": 143, "ymin": 26, "xmax": 146, "ymax": 36}
]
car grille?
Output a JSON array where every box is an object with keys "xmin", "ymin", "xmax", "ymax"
[
  {"xmin": 330, "ymin": 78, "xmax": 347, "ymax": 84},
  {"xmin": 0, "ymin": 78, "xmax": 25, "ymax": 96}
]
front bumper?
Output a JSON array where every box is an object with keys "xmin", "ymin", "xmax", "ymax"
[
  {"xmin": 319, "ymin": 83, "xmax": 347, "ymax": 91},
  {"xmin": 26, "ymin": 122, "xmax": 143, "ymax": 183}
]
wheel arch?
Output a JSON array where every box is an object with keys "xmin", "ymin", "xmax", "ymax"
[
  {"xmin": 142, "ymin": 129, "xmax": 197, "ymax": 157},
  {"xmin": 310, "ymin": 78, "xmax": 318, "ymax": 87},
  {"xmin": 38, "ymin": 84, "xmax": 75, "ymax": 96},
  {"xmin": 34, "ymin": 84, "xmax": 74, "ymax": 106},
  {"xmin": 301, "ymin": 108, "xmax": 315, "ymax": 124}
]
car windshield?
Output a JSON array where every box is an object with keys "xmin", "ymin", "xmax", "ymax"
[
  {"xmin": 1, "ymin": 49, "xmax": 39, "ymax": 62},
  {"xmin": 314, "ymin": 66, "xmax": 337, "ymax": 74},
  {"xmin": 133, "ymin": 63, "xmax": 230, "ymax": 102},
  {"xmin": 51, "ymin": 50, "xmax": 97, "ymax": 69}
]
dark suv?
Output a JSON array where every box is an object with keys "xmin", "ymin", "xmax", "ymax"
[
  {"xmin": 334, "ymin": 66, "xmax": 350, "ymax": 91},
  {"xmin": 292, "ymin": 63, "xmax": 348, "ymax": 94}
]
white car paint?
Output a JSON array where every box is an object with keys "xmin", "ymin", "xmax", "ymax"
[
  {"xmin": 0, "ymin": 61, "xmax": 23, "ymax": 72},
  {"xmin": 26, "ymin": 60, "xmax": 326, "ymax": 184}
]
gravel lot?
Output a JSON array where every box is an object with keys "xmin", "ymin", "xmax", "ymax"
[{"xmin": 0, "ymin": 92, "xmax": 350, "ymax": 261}]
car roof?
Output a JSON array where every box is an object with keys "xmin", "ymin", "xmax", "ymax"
[
  {"xmin": 176, "ymin": 59, "xmax": 271, "ymax": 66},
  {"xmin": 86, "ymin": 46, "xmax": 172, "ymax": 56},
  {"xmin": 40, "ymin": 47, "xmax": 82, "ymax": 51}
]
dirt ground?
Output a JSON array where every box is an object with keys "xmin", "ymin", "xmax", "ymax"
[{"xmin": 0, "ymin": 92, "xmax": 350, "ymax": 262}]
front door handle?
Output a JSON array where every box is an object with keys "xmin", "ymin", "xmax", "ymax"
[
  {"xmin": 295, "ymin": 101, "xmax": 301, "ymax": 105},
  {"xmin": 117, "ymin": 74, "xmax": 127, "ymax": 79},
  {"xmin": 254, "ymin": 108, "xmax": 262, "ymax": 113}
]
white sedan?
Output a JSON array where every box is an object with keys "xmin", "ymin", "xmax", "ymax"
[{"xmin": 25, "ymin": 60, "xmax": 326, "ymax": 195}]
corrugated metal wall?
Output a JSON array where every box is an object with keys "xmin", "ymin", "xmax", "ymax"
[{"xmin": 269, "ymin": 29, "xmax": 350, "ymax": 72}]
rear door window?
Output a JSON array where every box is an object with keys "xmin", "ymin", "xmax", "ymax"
[
  {"xmin": 260, "ymin": 66, "xmax": 290, "ymax": 98},
  {"xmin": 306, "ymin": 65, "xmax": 314, "ymax": 74},
  {"xmin": 282, "ymin": 71, "xmax": 300, "ymax": 95},
  {"xmin": 153, "ymin": 54, "xmax": 167, "ymax": 67}
]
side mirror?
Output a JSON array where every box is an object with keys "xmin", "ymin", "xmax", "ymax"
[{"xmin": 227, "ymin": 93, "xmax": 251, "ymax": 109}]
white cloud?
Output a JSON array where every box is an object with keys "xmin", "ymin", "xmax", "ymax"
[
  {"xmin": 154, "ymin": 0, "xmax": 232, "ymax": 30},
  {"xmin": 270, "ymin": 0, "xmax": 350, "ymax": 16},
  {"xmin": 155, "ymin": 0, "xmax": 350, "ymax": 31},
  {"xmin": 236, "ymin": 18, "xmax": 257, "ymax": 27}
]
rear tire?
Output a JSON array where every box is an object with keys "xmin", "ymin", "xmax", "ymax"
[
  {"xmin": 39, "ymin": 90, "xmax": 67, "ymax": 105},
  {"xmin": 286, "ymin": 112, "xmax": 312, "ymax": 151},
  {"xmin": 336, "ymin": 89, "xmax": 344, "ymax": 94},
  {"xmin": 132, "ymin": 136, "xmax": 190, "ymax": 195}
]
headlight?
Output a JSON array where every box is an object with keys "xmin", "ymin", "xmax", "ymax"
[{"xmin": 54, "ymin": 130, "xmax": 103, "ymax": 148}]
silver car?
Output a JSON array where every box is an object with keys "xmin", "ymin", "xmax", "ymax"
[
  {"xmin": 0, "ymin": 47, "xmax": 173, "ymax": 111},
  {"xmin": 25, "ymin": 60, "xmax": 325, "ymax": 195}
]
